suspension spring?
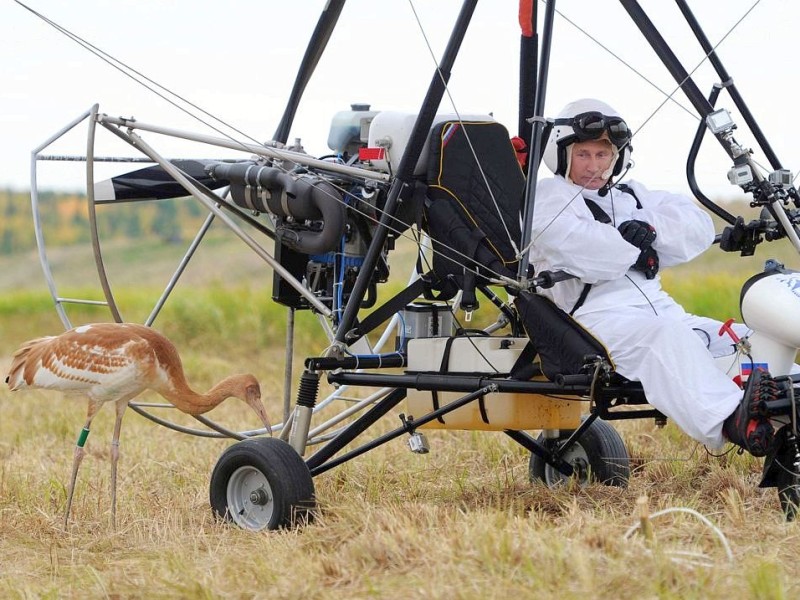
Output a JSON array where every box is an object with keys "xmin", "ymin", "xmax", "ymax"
[{"xmin": 296, "ymin": 371, "xmax": 320, "ymax": 409}]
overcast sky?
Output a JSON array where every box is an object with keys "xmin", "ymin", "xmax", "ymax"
[{"xmin": 2, "ymin": 0, "xmax": 798, "ymax": 199}]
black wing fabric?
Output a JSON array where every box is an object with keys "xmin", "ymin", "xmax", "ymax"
[{"xmin": 94, "ymin": 159, "xmax": 227, "ymax": 202}]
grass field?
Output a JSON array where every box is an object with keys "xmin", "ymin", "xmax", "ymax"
[{"xmin": 2, "ymin": 224, "xmax": 800, "ymax": 598}]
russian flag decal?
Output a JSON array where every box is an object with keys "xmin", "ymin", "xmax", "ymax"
[
  {"xmin": 738, "ymin": 362, "xmax": 770, "ymax": 386},
  {"xmin": 741, "ymin": 362, "xmax": 769, "ymax": 376}
]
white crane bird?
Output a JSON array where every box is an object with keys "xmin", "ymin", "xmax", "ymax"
[{"xmin": 5, "ymin": 322, "xmax": 272, "ymax": 528}]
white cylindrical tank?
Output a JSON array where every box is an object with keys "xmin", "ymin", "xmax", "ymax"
[
  {"xmin": 740, "ymin": 268, "xmax": 800, "ymax": 375},
  {"xmin": 366, "ymin": 111, "xmax": 494, "ymax": 175},
  {"xmin": 327, "ymin": 103, "xmax": 379, "ymax": 154}
]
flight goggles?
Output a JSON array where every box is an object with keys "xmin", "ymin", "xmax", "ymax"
[{"xmin": 554, "ymin": 111, "xmax": 631, "ymax": 146}]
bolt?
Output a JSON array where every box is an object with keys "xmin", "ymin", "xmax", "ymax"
[{"xmin": 249, "ymin": 487, "xmax": 270, "ymax": 506}]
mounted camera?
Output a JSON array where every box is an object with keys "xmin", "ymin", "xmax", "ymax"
[
  {"xmin": 706, "ymin": 108, "xmax": 736, "ymax": 135},
  {"xmin": 769, "ymin": 169, "xmax": 794, "ymax": 187},
  {"xmin": 727, "ymin": 163, "xmax": 753, "ymax": 186}
]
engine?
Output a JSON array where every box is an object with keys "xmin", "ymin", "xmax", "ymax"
[
  {"xmin": 204, "ymin": 104, "xmax": 492, "ymax": 317},
  {"xmin": 205, "ymin": 106, "xmax": 390, "ymax": 316}
]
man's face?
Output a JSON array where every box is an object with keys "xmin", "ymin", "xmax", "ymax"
[{"xmin": 568, "ymin": 139, "xmax": 614, "ymax": 190}]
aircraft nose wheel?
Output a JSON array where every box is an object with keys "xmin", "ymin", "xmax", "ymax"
[
  {"xmin": 225, "ymin": 466, "xmax": 274, "ymax": 530},
  {"xmin": 249, "ymin": 485, "xmax": 270, "ymax": 507},
  {"xmin": 529, "ymin": 417, "xmax": 630, "ymax": 487},
  {"xmin": 557, "ymin": 454, "xmax": 589, "ymax": 485},
  {"xmin": 210, "ymin": 437, "xmax": 315, "ymax": 531}
]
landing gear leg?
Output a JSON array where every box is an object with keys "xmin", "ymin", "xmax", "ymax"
[{"xmin": 761, "ymin": 425, "xmax": 800, "ymax": 521}]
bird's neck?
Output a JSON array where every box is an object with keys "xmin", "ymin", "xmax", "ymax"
[{"xmin": 162, "ymin": 376, "xmax": 239, "ymax": 415}]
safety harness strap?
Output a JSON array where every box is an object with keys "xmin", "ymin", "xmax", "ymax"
[{"xmin": 569, "ymin": 185, "xmax": 642, "ymax": 315}]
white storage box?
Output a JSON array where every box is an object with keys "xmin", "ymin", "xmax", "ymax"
[{"xmin": 405, "ymin": 336, "xmax": 584, "ymax": 431}]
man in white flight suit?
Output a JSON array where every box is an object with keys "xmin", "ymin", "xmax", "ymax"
[{"xmin": 530, "ymin": 97, "xmax": 779, "ymax": 456}]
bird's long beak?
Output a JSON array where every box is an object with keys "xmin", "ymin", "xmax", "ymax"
[{"xmin": 246, "ymin": 385, "xmax": 273, "ymax": 436}]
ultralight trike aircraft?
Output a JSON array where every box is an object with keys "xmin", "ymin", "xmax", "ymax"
[{"xmin": 21, "ymin": 0, "xmax": 800, "ymax": 530}]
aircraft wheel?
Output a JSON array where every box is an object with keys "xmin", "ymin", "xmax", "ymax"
[
  {"xmin": 529, "ymin": 417, "xmax": 630, "ymax": 487},
  {"xmin": 210, "ymin": 437, "xmax": 315, "ymax": 531}
]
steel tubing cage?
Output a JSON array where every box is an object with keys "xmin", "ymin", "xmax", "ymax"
[
  {"xmin": 26, "ymin": 0, "xmax": 494, "ymax": 455},
  {"xmin": 277, "ymin": 0, "xmax": 800, "ymax": 475},
  {"xmin": 28, "ymin": 105, "xmax": 409, "ymax": 444},
  {"xmin": 26, "ymin": 0, "xmax": 800, "ymax": 476}
]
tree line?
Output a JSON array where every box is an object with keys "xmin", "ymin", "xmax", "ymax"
[{"xmin": 0, "ymin": 189, "xmax": 211, "ymax": 255}]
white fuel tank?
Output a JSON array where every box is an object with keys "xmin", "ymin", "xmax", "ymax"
[
  {"xmin": 327, "ymin": 103, "xmax": 379, "ymax": 154},
  {"xmin": 366, "ymin": 111, "xmax": 494, "ymax": 175}
]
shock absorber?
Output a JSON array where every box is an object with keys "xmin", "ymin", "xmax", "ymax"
[{"xmin": 288, "ymin": 370, "xmax": 320, "ymax": 456}]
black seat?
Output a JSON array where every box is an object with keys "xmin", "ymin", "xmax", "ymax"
[{"xmin": 422, "ymin": 120, "xmax": 525, "ymax": 308}]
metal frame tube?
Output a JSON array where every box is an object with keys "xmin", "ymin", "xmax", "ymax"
[
  {"xmin": 85, "ymin": 104, "xmax": 124, "ymax": 322},
  {"xmin": 517, "ymin": 0, "xmax": 557, "ymax": 279},
  {"xmin": 619, "ymin": 0, "xmax": 714, "ymax": 119},
  {"xmin": 307, "ymin": 387, "xmax": 394, "ymax": 440},
  {"xmin": 145, "ymin": 211, "xmax": 216, "ymax": 326},
  {"xmin": 333, "ymin": 0, "xmax": 480, "ymax": 345},
  {"xmin": 96, "ymin": 114, "xmax": 390, "ymax": 183},
  {"xmin": 30, "ymin": 106, "xmax": 98, "ymax": 330},
  {"xmin": 289, "ymin": 405, "xmax": 314, "ymax": 455},
  {"xmin": 686, "ymin": 86, "xmax": 737, "ymax": 224},
  {"xmin": 283, "ymin": 307, "xmax": 296, "ymax": 424},
  {"xmin": 308, "ymin": 386, "xmax": 495, "ymax": 476},
  {"xmin": 674, "ymin": 0, "xmax": 782, "ymax": 170},
  {"xmin": 306, "ymin": 387, "xmax": 407, "ymax": 472},
  {"xmin": 518, "ymin": 1, "xmax": 538, "ymax": 143},
  {"xmin": 101, "ymin": 123, "xmax": 332, "ymax": 316},
  {"xmin": 273, "ymin": 0, "xmax": 347, "ymax": 143}
]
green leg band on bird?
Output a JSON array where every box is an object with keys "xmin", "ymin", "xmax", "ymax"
[{"xmin": 77, "ymin": 428, "xmax": 90, "ymax": 447}]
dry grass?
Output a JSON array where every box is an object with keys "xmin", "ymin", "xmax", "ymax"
[
  {"xmin": 2, "ymin": 228, "xmax": 800, "ymax": 597},
  {"xmin": 2, "ymin": 338, "xmax": 799, "ymax": 599}
]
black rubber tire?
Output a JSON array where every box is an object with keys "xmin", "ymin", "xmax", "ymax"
[
  {"xmin": 529, "ymin": 418, "xmax": 630, "ymax": 487},
  {"xmin": 773, "ymin": 447, "xmax": 800, "ymax": 521},
  {"xmin": 761, "ymin": 425, "xmax": 800, "ymax": 522},
  {"xmin": 209, "ymin": 437, "xmax": 315, "ymax": 531}
]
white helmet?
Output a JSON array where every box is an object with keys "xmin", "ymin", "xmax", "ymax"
[{"xmin": 542, "ymin": 98, "xmax": 632, "ymax": 181}]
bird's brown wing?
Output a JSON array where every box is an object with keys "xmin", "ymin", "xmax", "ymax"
[{"xmin": 6, "ymin": 325, "xmax": 156, "ymax": 398}]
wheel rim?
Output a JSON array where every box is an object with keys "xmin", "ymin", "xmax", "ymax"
[
  {"xmin": 543, "ymin": 443, "xmax": 590, "ymax": 486},
  {"xmin": 226, "ymin": 465, "xmax": 274, "ymax": 530}
]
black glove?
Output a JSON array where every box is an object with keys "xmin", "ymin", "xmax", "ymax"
[
  {"xmin": 632, "ymin": 247, "xmax": 659, "ymax": 279},
  {"xmin": 618, "ymin": 219, "xmax": 656, "ymax": 249}
]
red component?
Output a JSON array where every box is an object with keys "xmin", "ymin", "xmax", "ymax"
[
  {"xmin": 718, "ymin": 318, "xmax": 741, "ymax": 343},
  {"xmin": 519, "ymin": 0, "xmax": 535, "ymax": 37},
  {"xmin": 510, "ymin": 136, "xmax": 528, "ymax": 169},
  {"xmin": 358, "ymin": 147, "xmax": 385, "ymax": 161}
]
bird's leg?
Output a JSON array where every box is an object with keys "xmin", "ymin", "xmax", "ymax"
[
  {"xmin": 65, "ymin": 402, "xmax": 100, "ymax": 528},
  {"xmin": 109, "ymin": 400, "xmax": 127, "ymax": 530}
]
